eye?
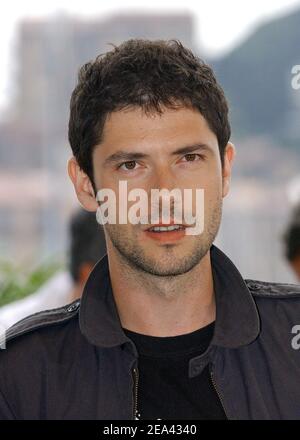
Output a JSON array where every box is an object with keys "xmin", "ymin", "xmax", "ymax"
[
  {"xmin": 118, "ymin": 160, "xmax": 139, "ymax": 171},
  {"xmin": 182, "ymin": 153, "xmax": 203, "ymax": 162}
]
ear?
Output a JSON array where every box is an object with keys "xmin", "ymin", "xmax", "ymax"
[
  {"xmin": 222, "ymin": 142, "xmax": 236, "ymax": 198},
  {"xmin": 67, "ymin": 157, "xmax": 98, "ymax": 211}
]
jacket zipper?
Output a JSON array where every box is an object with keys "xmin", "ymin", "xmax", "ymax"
[
  {"xmin": 209, "ymin": 367, "xmax": 229, "ymax": 419},
  {"xmin": 132, "ymin": 366, "xmax": 140, "ymax": 420},
  {"xmin": 133, "ymin": 363, "xmax": 228, "ymax": 419}
]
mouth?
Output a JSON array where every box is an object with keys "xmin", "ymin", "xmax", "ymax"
[
  {"xmin": 144, "ymin": 223, "xmax": 187, "ymax": 242},
  {"xmin": 146, "ymin": 224, "xmax": 186, "ymax": 232}
]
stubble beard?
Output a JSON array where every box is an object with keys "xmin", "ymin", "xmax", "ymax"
[{"xmin": 104, "ymin": 198, "xmax": 223, "ymax": 277}]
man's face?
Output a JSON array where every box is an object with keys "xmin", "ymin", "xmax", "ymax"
[{"xmin": 91, "ymin": 105, "xmax": 234, "ymax": 276}]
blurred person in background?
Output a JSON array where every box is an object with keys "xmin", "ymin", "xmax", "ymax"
[
  {"xmin": 0, "ymin": 208, "xmax": 106, "ymax": 329},
  {"xmin": 283, "ymin": 203, "xmax": 300, "ymax": 281}
]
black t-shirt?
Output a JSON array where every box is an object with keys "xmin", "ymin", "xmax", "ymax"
[{"xmin": 123, "ymin": 321, "xmax": 227, "ymax": 420}]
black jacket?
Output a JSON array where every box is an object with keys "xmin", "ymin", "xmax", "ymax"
[{"xmin": 0, "ymin": 244, "xmax": 300, "ymax": 420}]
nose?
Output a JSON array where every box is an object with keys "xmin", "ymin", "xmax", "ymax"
[
  {"xmin": 147, "ymin": 166, "xmax": 182, "ymax": 222},
  {"xmin": 150, "ymin": 165, "xmax": 177, "ymax": 191}
]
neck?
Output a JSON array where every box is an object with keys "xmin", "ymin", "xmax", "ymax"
[{"xmin": 107, "ymin": 246, "xmax": 216, "ymax": 337}]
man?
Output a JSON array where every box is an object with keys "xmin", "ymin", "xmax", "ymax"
[
  {"xmin": 0, "ymin": 208, "xmax": 106, "ymax": 329},
  {"xmin": 0, "ymin": 39, "xmax": 300, "ymax": 420},
  {"xmin": 283, "ymin": 203, "xmax": 300, "ymax": 281}
]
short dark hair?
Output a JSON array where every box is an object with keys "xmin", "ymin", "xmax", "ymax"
[
  {"xmin": 283, "ymin": 204, "xmax": 300, "ymax": 262},
  {"xmin": 68, "ymin": 208, "xmax": 107, "ymax": 282},
  {"xmin": 68, "ymin": 38, "xmax": 231, "ymax": 186}
]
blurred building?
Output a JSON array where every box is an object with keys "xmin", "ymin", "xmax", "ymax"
[{"xmin": 2, "ymin": 12, "xmax": 195, "ymax": 169}]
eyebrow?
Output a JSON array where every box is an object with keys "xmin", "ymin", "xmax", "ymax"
[
  {"xmin": 171, "ymin": 143, "xmax": 212, "ymax": 156},
  {"xmin": 102, "ymin": 143, "xmax": 212, "ymax": 167},
  {"xmin": 103, "ymin": 151, "xmax": 149, "ymax": 167}
]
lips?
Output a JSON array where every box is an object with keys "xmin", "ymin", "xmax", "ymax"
[{"xmin": 143, "ymin": 223, "xmax": 187, "ymax": 242}]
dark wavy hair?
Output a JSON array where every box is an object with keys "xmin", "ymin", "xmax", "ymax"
[{"xmin": 68, "ymin": 38, "xmax": 231, "ymax": 186}]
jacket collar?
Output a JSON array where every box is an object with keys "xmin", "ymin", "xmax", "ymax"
[{"xmin": 79, "ymin": 244, "xmax": 260, "ymax": 350}]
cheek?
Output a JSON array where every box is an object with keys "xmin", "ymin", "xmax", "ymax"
[
  {"xmin": 192, "ymin": 159, "xmax": 222, "ymax": 187},
  {"xmin": 95, "ymin": 171, "xmax": 120, "ymax": 195},
  {"xmin": 199, "ymin": 173, "xmax": 223, "ymax": 203},
  {"xmin": 183, "ymin": 168, "xmax": 222, "ymax": 215},
  {"xmin": 201, "ymin": 181, "xmax": 223, "ymax": 220}
]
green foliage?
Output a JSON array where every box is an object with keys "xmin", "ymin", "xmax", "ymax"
[{"xmin": 0, "ymin": 260, "xmax": 63, "ymax": 308}]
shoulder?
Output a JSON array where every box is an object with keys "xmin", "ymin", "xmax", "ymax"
[
  {"xmin": 0, "ymin": 299, "xmax": 81, "ymax": 419},
  {"xmin": 0, "ymin": 298, "xmax": 81, "ymax": 383},
  {"xmin": 245, "ymin": 278, "xmax": 300, "ymax": 299},
  {"xmin": 244, "ymin": 279, "xmax": 300, "ymax": 354},
  {"xmin": 244, "ymin": 278, "xmax": 300, "ymax": 326},
  {"xmin": 0, "ymin": 298, "xmax": 81, "ymax": 348}
]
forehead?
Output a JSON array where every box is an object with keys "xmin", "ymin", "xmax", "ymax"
[{"xmin": 100, "ymin": 105, "xmax": 218, "ymax": 151}]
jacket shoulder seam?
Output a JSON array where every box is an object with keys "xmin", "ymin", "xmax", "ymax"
[
  {"xmin": 2, "ymin": 299, "xmax": 81, "ymax": 344},
  {"xmin": 245, "ymin": 278, "xmax": 300, "ymax": 298}
]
